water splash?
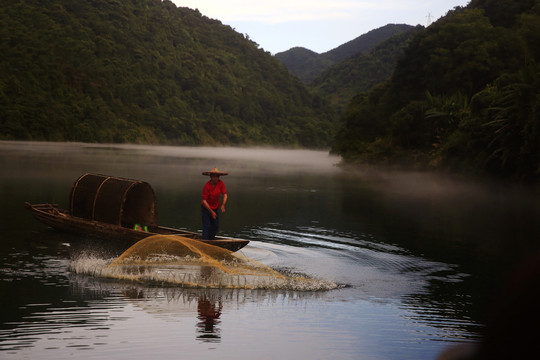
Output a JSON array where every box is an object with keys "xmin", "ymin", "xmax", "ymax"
[{"xmin": 69, "ymin": 235, "xmax": 338, "ymax": 291}]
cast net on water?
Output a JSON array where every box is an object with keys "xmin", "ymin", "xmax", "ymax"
[{"xmin": 70, "ymin": 235, "xmax": 338, "ymax": 291}]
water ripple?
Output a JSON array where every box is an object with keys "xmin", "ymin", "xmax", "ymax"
[{"xmin": 247, "ymin": 225, "xmax": 469, "ymax": 303}]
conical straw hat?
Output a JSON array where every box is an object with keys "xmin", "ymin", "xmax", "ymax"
[{"xmin": 202, "ymin": 167, "xmax": 228, "ymax": 176}]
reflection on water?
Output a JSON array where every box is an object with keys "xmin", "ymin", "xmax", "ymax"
[
  {"xmin": 2, "ymin": 141, "xmax": 539, "ymax": 359},
  {"xmin": 0, "ymin": 274, "xmax": 339, "ymax": 355},
  {"xmin": 196, "ymin": 292, "xmax": 222, "ymax": 343},
  {"xmin": 122, "ymin": 280, "xmax": 224, "ymax": 344}
]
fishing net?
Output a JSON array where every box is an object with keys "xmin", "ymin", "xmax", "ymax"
[
  {"xmin": 71, "ymin": 235, "xmax": 339, "ymax": 290},
  {"xmin": 109, "ymin": 234, "xmax": 284, "ymax": 277},
  {"xmin": 103, "ymin": 235, "xmax": 292, "ymax": 288}
]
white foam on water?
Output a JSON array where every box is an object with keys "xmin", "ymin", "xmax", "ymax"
[{"xmin": 69, "ymin": 253, "xmax": 340, "ymax": 291}]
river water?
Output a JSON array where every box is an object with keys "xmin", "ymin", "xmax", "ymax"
[{"xmin": 1, "ymin": 141, "xmax": 539, "ymax": 359}]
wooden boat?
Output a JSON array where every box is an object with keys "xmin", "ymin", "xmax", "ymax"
[{"xmin": 25, "ymin": 174, "xmax": 249, "ymax": 253}]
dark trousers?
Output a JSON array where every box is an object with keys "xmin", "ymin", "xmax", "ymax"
[{"xmin": 201, "ymin": 205, "xmax": 219, "ymax": 240}]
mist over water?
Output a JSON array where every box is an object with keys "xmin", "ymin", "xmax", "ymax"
[{"xmin": 2, "ymin": 141, "xmax": 539, "ymax": 359}]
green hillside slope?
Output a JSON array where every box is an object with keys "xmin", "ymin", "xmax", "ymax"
[
  {"xmin": 0, "ymin": 0, "xmax": 336, "ymax": 147},
  {"xmin": 275, "ymin": 24, "xmax": 413, "ymax": 83},
  {"xmin": 310, "ymin": 27, "xmax": 422, "ymax": 111},
  {"xmin": 333, "ymin": 1, "xmax": 540, "ymax": 181}
]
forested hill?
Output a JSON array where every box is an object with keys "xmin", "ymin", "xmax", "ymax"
[
  {"xmin": 332, "ymin": 0, "xmax": 540, "ymax": 182},
  {"xmin": 0, "ymin": 0, "xmax": 336, "ymax": 147},
  {"xmin": 275, "ymin": 24, "xmax": 413, "ymax": 83},
  {"xmin": 310, "ymin": 26, "xmax": 423, "ymax": 111}
]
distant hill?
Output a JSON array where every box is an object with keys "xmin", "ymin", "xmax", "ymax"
[
  {"xmin": 272, "ymin": 47, "xmax": 333, "ymax": 86},
  {"xmin": 310, "ymin": 27, "xmax": 422, "ymax": 111},
  {"xmin": 0, "ymin": 0, "xmax": 337, "ymax": 147},
  {"xmin": 322, "ymin": 23, "xmax": 414, "ymax": 63},
  {"xmin": 275, "ymin": 24, "xmax": 413, "ymax": 83}
]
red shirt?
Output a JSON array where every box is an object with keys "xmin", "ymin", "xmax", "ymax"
[{"xmin": 201, "ymin": 180, "xmax": 226, "ymax": 210}]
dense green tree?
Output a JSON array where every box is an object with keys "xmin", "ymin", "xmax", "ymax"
[
  {"xmin": 470, "ymin": 0, "xmax": 537, "ymax": 26},
  {"xmin": 332, "ymin": 1, "xmax": 540, "ymax": 182},
  {"xmin": 0, "ymin": 0, "xmax": 337, "ymax": 147},
  {"xmin": 310, "ymin": 27, "xmax": 422, "ymax": 111}
]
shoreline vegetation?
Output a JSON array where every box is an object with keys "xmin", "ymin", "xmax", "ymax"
[
  {"xmin": 331, "ymin": 1, "xmax": 540, "ymax": 183},
  {"xmin": 1, "ymin": 0, "xmax": 539, "ymax": 183}
]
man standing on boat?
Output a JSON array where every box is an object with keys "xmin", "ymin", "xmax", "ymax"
[{"xmin": 201, "ymin": 167, "xmax": 228, "ymax": 240}]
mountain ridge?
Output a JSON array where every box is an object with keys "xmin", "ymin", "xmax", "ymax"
[
  {"xmin": 310, "ymin": 26, "xmax": 423, "ymax": 111},
  {"xmin": 275, "ymin": 24, "xmax": 413, "ymax": 83}
]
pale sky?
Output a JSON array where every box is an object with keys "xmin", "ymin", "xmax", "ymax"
[{"xmin": 171, "ymin": 0, "xmax": 471, "ymax": 54}]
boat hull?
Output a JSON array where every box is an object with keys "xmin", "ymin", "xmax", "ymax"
[{"xmin": 25, "ymin": 203, "xmax": 249, "ymax": 252}]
